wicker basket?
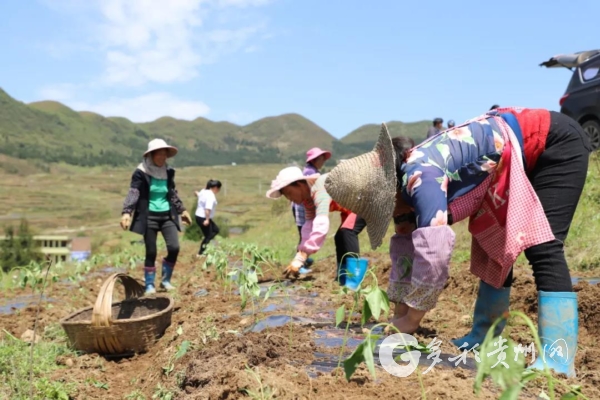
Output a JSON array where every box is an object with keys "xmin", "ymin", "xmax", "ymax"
[{"xmin": 60, "ymin": 273, "xmax": 174, "ymax": 355}]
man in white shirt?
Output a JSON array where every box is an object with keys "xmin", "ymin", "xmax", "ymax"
[{"xmin": 195, "ymin": 179, "xmax": 222, "ymax": 255}]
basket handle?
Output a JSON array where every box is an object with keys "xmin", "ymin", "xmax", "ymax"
[{"xmin": 91, "ymin": 273, "xmax": 145, "ymax": 327}]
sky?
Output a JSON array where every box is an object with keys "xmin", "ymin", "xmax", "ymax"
[{"xmin": 1, "ymin": 0, "xmax": 599, "ymax": 139}]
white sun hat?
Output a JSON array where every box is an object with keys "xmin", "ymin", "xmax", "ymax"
[
  {"xmin": 143, "ymin": 139, "xmax": 178, "ymax": 158},
  {"xmin": 266, "ymin": 166, "xmax": 320, "ymax": 199}
]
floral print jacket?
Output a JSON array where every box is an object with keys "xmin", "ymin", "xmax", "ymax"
[{"xmin": 388, "ymin": 116, "xmax": 506, "ymax": 311}]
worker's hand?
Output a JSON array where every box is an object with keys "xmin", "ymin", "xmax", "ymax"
[
  {"xmin": 283, "ymin": 252, "xmax": 307, "ymax": 279},
  {"xmin": 120, "ymin": 214, "xmax": 131, "ymax": 230},
  {"xmin": 181, "ymin": 211, "xmax": 192, "ymax": 226}
]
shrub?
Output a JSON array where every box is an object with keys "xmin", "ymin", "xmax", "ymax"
[
  {"xmin": 183, "ymin": 203, "xmax": 229, "ymax": 241},
  {"xmin": 0, "ymin": 218, "xmax": 43, "ymax": 272}
]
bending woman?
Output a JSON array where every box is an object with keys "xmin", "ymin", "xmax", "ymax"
[
  {"xmin": 266, "ymin": 166, "xmax": 366, "ymax": 284},
  {"xmin": 387, "ymin": 108, "xmax": 589, "ymax": 378},
  {"xmin": 121, "ymin": 139, "xmax": 192, "ymax": 294},
  {"xmin": 291, "ymin": 147, "xmax": 331, "ymax": 270}
]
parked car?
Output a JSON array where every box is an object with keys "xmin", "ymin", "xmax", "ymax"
[{"xmin": 540, "ymin": 49, "xmax": 600, "ymax": 150}]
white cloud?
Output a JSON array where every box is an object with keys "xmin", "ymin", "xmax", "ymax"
[
  {"xmin": 42, "ymin": 0, "xmax": 273, "ymax": 87},
  {"xmin": 36, "ymin": 0, "xmax": 274, "ymax": 123},
  {"xmin": 71, "ymin": 92, "xmax": 210, "ymax": 122}
]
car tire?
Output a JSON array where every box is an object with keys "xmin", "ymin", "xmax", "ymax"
[{"xmin": 581, "ymin": 119, "xmax": 600, "ymax": 151}]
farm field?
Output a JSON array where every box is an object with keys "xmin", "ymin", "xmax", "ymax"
[{"xmin": 1, "ymin": 156, "xmax": 600, "ymax": 399}]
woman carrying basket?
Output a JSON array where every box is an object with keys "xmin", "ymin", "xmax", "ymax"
[{"xmin": 120, "ymin": 139, "xmax": 192, "ymax": 295}]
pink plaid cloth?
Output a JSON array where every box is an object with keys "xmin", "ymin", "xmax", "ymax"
[{"xmin": 450, "ymin": 116, "xmax": 555, "ymax": 288}]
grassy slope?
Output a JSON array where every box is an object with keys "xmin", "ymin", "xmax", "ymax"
[
  {"xmin": 2, "ymin": 155, "xmax": 599, "ymax": 271},
  {"xmin": 0, "ymin": 87, "xmax": 435, "ymax": 168}
]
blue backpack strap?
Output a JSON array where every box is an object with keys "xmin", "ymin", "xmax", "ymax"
[{"xmin": 499, "ymin": 112, "xmax": 527, "ymax": 171}]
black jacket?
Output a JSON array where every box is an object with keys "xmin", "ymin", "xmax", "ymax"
[{"xmin": 122, "ymin": 167, "xmax": 186, "ymax": 235}]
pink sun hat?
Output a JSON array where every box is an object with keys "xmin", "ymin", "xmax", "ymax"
[
  {"xmin": 306, "ymin": 147, "xmax": 332, "ymax": 163},
  {"xmin": 265, "ymin": 166, "xmax": 320, "ymax": 199}
]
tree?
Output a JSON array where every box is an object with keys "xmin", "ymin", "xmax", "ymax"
[{"xmin": 0, "ymin": 218, "xmax": 43, "ymax": 272}]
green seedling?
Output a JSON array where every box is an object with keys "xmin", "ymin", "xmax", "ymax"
[
  {"xmin": 474, "ymin": 311, "xmax": 588, "ymax": 400},
  {"xmin": 342, "ymin": 322, "xmax": 428, "ymax": 399},
  {"xmin": 334, "ymin": 262, "xmax": 391, "ymax": 374},
  {"xmin": 242, "ymin": 366, "xmax": 275, "ymax": 400}
]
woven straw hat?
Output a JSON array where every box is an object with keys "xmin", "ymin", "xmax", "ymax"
[{"xmin": 324, "ymin": 123, "xmax": 396, "ymax": 250}]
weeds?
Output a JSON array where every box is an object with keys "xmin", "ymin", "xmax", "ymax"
[
  {"xmin": 474, "ymin": 311, "xmax": 588, "ymax": 400},
  {"xmin": 242, "ymin": 366, "xmax": 275, "ymax": 400},
  {"xmin": 0, "ymin": 328, "xmax": 75, "ymax": 399}
]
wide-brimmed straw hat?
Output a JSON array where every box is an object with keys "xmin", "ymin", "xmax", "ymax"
[
  {"xmin": 266, "ymin": 166, "xmax": 320, "ymax": 199},
  {"xmin": 324, "ymin": 123, "xmax": 396, "ymax": 250},
  {"xmin": 306, "ymin": 147, "xmax": 332, "ymax": 163},
  {"xmin": 143, "ymin": 139, "xmax": 178, "ymax": 158}
]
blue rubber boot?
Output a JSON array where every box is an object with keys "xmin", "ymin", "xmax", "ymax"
[
  {"xmin": 160, "ymin": 259, "xmax": 176, "ymax": 291},
  {"xmin": 528, "ymin": 291, "xmax": 578, "ymax": 378},
  {"xmin": 144, "ymin": 266, "xmax": 156, "ymax": 295},
  {"xmin": 451, "ymin": 280, "xmax": 511, "ymax": 349}
]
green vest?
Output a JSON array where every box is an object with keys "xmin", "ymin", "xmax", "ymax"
[{"xmin": 149, "ymin": 178, "xmax": 170, "ymax": 212}]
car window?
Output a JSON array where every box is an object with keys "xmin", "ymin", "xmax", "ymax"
[{"xmin": 580, "ymin": 59, "xmax": 600, "ymax": 82}]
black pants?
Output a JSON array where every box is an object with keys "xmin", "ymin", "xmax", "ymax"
[
  {"xmin": 196, "ymin": 216, "xmax": 220, "ymax": 254},
  {"xmin": 502, "ymin": 111, "xmax": 591, "ymax": 291},
  {"xmin": 144, "ymin": 213, "xmax": 180, "ymax": 267},
  {"xmin": 334, "ymin": 215, "xmax": 367, "ymax": 268}
]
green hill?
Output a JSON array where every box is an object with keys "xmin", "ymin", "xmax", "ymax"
[{"xmin": 0, "ymin": 87, "xmax": 430, "ymax": 168}]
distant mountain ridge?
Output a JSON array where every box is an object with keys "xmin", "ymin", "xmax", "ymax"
[{"xmin": 0, "ymin": 88, "xmax": 430, "ymax": 168}]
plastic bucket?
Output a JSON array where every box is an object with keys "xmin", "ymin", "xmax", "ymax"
[{"xmin": 343, "ymin": 258, "xmax": 368, "ymax": 291}]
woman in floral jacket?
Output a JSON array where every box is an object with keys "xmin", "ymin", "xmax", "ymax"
[{"xmin": 387, "ymin": 108, "xmax": 590, "ymax": 378}]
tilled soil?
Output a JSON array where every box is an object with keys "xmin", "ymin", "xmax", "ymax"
[{"xmin": 1, "ymin": 250, "xmax": 599, "ymax": 399}]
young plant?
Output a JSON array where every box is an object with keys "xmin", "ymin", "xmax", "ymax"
[
  {"xmin": 202, "ymin": 245, "xmax": 229, "ymax": 282},
  {"xmin": 229, "ymin": 263, "xmax": 262, "ymax": 314},
  {"xmin": 341, "ymin": 322, "xmax": 428, "ymax": 399},
  {"xmin": 334, "ymin": 267, "xmax": 391, "ymax": 373},
  {"xmin": 242, "ymin": 366, "xmax": 274, "ymax": 400},
  {"xmin": 12, "ymin": 261, "xmax": 60, "ymax": 290},
  {"xmin": 474, "ymin": 311, "xmax": 588, "ymax": 400}
]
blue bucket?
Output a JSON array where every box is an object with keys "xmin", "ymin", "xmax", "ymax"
[{"xmin": 344, "ymin": 258, "xmax": 368, "ymax": 291}]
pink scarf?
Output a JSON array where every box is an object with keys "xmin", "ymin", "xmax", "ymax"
[{"xmin": 453, "ymin": 116, "xmax": 555, "ymax": 288}]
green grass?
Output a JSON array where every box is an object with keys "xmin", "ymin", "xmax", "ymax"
[
  {"xmin": 2, "ymin": 153, "xmax": 600, "ymax": 270},
  {"xmin": 0, "ymin": 324, "xmax": 77, "ymax": 400}
]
